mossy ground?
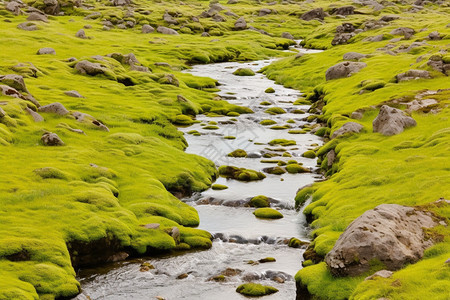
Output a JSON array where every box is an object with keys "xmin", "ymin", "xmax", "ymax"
[{"xmin": 263, "ymin": 0, "xmax": 450, "ymax": 299}]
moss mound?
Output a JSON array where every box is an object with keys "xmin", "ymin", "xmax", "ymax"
[
  {"xmin": 260, "ymin": 119, "xmax": 277, "ymax": 125},
  {"xmin": 302, "ymin": 150, "xmax": 317, "ymax": 159},
  {"xmin": 227, "ymin": 149, "xmax": 248, "ymax": 157},
  {"xmin": 211, "ymin": 184, "xmax": 228, "ymax": 190},
  {"xmin": 236, "ymin": 283, "xmax": 278, "ymax": 297},
  {"xmin": 268, "ymin": 139, "xmax": 296, "ymax": 146},
  {"xmin": 218, "ymin": 166, "xmax": 266, "ymax": 181},
  {"xmin": 265, "ymin": 107, "xmax": 286, "ymax": 115},
  {"xmin": 233, "ymin": 68, "xmax": 255, "ymax": 76},
  {"xmin": 265, "ymin": 87, "xmax": 275, "ymax": 93},
  {"xmin": 253, "ymin": 208, "xmax": 284, "ymax": 219},
  {"xmin": 250, "ymin": 195, "xmax": 270, "ymax": 208}
]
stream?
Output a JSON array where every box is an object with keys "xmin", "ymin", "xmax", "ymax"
[{"xmin": 74, "ymin": 45, "xmax": 323, "ymax": 300}]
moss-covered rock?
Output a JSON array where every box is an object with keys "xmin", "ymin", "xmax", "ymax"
[
  {"xmin": 260, "ymin": 119, "xmax": 277, "ymax": 125},
  {"xmin": 253, "ymin": 208, "xmax": 283, "ymax": 219},
  {"xmin": 249, "ymin": 195, "xmax": 270, "ymax": 207},
  {"xmin": 227, "ymin": 149, "xmax": 247, "ymax": 157},
  {"xmin": 233, "ymin": 68, "xmax": 255, "ymax": 76},
  {"xmin": 236, "ymin": 283, "xmax": 278, "ymax": 297},
  {"xmin": 212, "ymin": 184, "xmax": 228, "ymax": 190},
  {"xmin": 263, "ymin": 166, "xmax": 286, "ymax": 175},
  {"xmin": 302, "ymin": 150, "xmax": 317, "ymax": 159},
  {"xmin": 285, "ymin": 164, "xmax": 310, "ymax": 174},
  {"xmin": 218, "ymin": 166, "xmax": 266, "ymax": 181},
  {"xmin": 265, "ymin": 87, "xmax": 275, "ymax": 93},
  {"xmin": 265, "ymin": 107, "xmax": 286, "ymax": 115},
  {"xmin": 269, "ymin": 139, "xmax": 296, "ymax": 146}
]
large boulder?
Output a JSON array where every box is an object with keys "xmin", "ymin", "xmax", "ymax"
[
  {"xmin": 0, "ymin": 74, "xmax": 28, "ymax": 92},
  {"xmin": 325, "ymin": 204, "xmax": 438, "ymax": 277},
  {"xmin": 38, "ymin": 102, "xmax": 69, "ymax": 115},
  {"xmin": 142, "ymin": 24, "xmax": 154, "ymax": 33},
  {"xmin": 156, "ymin": 26, "xmax": 178, "ymax": 35},
  {"xmin": 395, "ymin": 69, "xmax": 431, "ymax": 82},
  {"xmin": 325, "ymin": 61, "xmax": 367, "ymax": 80},
  {"xmin": 373, "ymin": 105, "xmax": 416, "ymax": 136},
  {"xmin": 234, "ymin": 17, "xmax": 247, "ymax": 30},
  {"xmin": 331, "ymin": 122, "xmax": 364, "ymax": 139},
  {"xmin": 41, "ymin": 132, "xmax": 64, "ymax": 146},
  {"xmin": 301, "ymin": 8, "xmax": 325, "ymax": 21}
]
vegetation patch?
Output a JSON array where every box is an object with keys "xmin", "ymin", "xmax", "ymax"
[{"xmin": 253, "ymin": 208, "xmax": 284, "ymax": 219}]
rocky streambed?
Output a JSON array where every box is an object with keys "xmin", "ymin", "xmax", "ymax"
[{"xmin": 74, "ymin": 47, "xmax": 323, "ymax": 299}]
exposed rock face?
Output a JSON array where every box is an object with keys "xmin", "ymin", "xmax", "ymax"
[
  {"xmin": 396, "ymin": 69, "xmax": 431, "ymax": 82},
  {"xmin": 373, "ymin": 105, "xmax": 416, "ymax": 135},
  {"xmin": 41, "ymin": 132, "xmax": 64, "ymax": 146},
  {"xmin": 0, "ymin": 74, "xmax": 28, "ymax": 93},
  {"xmin": 325, "ymin": 61, "xmax": 367, "ymax": 80},
  {"xmin": 156, "ymin": 26, "xmax": 179, "ymax": 35},
  {"xmin": 234, "ymin": 17, "xmax": 247, "ymax": 30},
  {"xmin": 390, "ymin": 27, "xmax": 415, "ymax": 39},
  {"xmin": 301, "ymin": 8, "xmax": 325, "ymax": 21},
  {"xmin": 332, "ymin": 23, "xmax": 356, "ymax": 45},
  {"xmin": 281, "ymin": 32, "xmax": 294, "ymax": 40},
  {"xmin": 428, "ymin": 31, "xmax": 441, "ymax": 40},
  {"xmin": 75, "ymin": 60, "xmax": 106, "ymax": 76},
  {"xmin": 427, "ymin": 55, "xmax": 450, "ymax": 75},
  {"xmin": 38, "ymin": 102, "xmax": 69, "ymax": 115},
  {"xmin": 331, "ymin": 122, "xmax": 364, "ymax": 139},
  {"xmin": 37, "ymin": 47, "xmax": 56, "ymax": 55},
  {"xmin": 331, "ymin": 5, "xmax": 355, "ymax": 16},
  {"xmin": 325, "ymin": 204, "xmax": 438, "ymax": 277},
  {"xmin": 142, "ymin": 24, "xmax": 154, "ymax": 33},
  {"xmin": 343, "ymin": 52, "xmax": 366, "ymax": 61},
  {"xmin": 42, "ymin": 0, "xmax": 60, "ymax": 15}
]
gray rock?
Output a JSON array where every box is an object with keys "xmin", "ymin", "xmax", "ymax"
[
  {"xmin": 332, "ymin": 32, "xmax": 355, "ymax": 45},
  {"xmin": 75, "ymin": 29, "xmax": 87, "ymax": 39},
  {"xmin": 0, "ymin": 107, "xmax": 6, "ymax": 118},
  {"xmin": 325, "ymin": 204, "xmax": 437, "ymax": 276},
  {"xmin": 42, "ymin": 0, "xmax": 59, "ymax": 15},
  {"xmin": 74, "ymin": 60, "xmax": 106, "ymax": 76},
  {"xmin": 212, "ymin": 14, "xmax": 226, "ymax": 22},
  {"xmin": 84, "ymin": 12, "xmax": 101, "ymax": 20},
  {"xmin": 259, "ymin": 8, "xmax": 272, "ymax": 16},
  {"xmin": 170, "ymin": 227, "xmax": 180, "ymax": 243},
  {"xmin": 234, "ymin": 17, "xmax": 247, "ymax": 30},
  {"xmin": 325, "ymin": 61, "xmax": 367, "ymax": 81},
  {"xmin": 25, "ymin": 107, "xmax": 44, "ymax": 122},
  {"xmin": 0, "ymin": 74, "xmax": 28, "ymax": 92},
  {"xmin": 326, "ymin": 149, "xmax": 336, "ymax": 167},
  {"xmin": 156, "ymin": 26, "xmax": 178, "ymax": 35},
  {"xmin": 84, "ymin": 25, "xmax": 92, "ymax": 29},
  {"xmin": 247, "ymin": 152, "xmax": 262, "ymax": 158},
  {"xmin": 41, "ymin": 132, "xmax": 64, "ymax": 146},
  {"xmin": 0, "ymin": 85, "xmax": 22, "ymax": 100},
  {"xmin": 365, "ymin": 270, "xmax": 393, "ymax": 281},
  {"xmin": 343, "ymin": 52, "xmax": 366, "ymax": 61},
  {"xmin": 351, "ymin": 110, "xmax": 364, "ymax": 120},
  {"xmin": 396, "ymin": 69, "xmax": 431, "ymax": 82},
  {"xmin": 112, "ymin": 0, "xmax": 131, "ymax": 6},
  {"xmin": 17, "ymin": 22, "xmax": 38, "ymax": 31},
  {"xmin": 301, "ymin": 8, "xmax": 325, "ymax": 21},
  {"xmin": 390, "ymin": 27, "xmax": 415, "ymax": 39},
  {"xmin": 37, "ymin": 47, "xmax": 56, "ymax": 55},
  {"xmin": 163, "ymin": 11, "xmax": 178, "ymax": 25},
  {"xmin": 281, "ymin": 32, "xmax": 294, "ymax": 40},
  {"xmin": 428, "ymin": 31, "xmax": 441, "ymax": 40},
  {"xmin": 373, "ymin": 105, "xmax": 416, "ymax": 136},
  {"xmin": 365, "ymin": 34, "xmax": 384, "ymax": 42},
  {"xmin": 201, "ymin": 32, "xmax": 210, "ymax": 37},
  {"xmin": 117, "ymin": 24, "xmax": 127, "ymax": 29},
  {"xmin": 142, "ymin": 24, "xmax": 154, "ymax": 33},
  {"xmin": 224, "ymin": 11, "xmax": 238, "ymax": 17},
  {"xmin": 331, "ymin": 122, "xmax": 364, "ymax": 139},
  {"xmin": 64, "ymin": 90, "xmax": 84, "ymax": 98},
  {"xmin": 38, "ymin": 102, "xmax": 69, "ymax": 115},
  {"xmin": 143, "ymin": 223, "xmax": 160, "ymax": 229},
  {"xmin": 380, "ymin": 15, "xmax": 399, "ymax": 22},
  {"xmin": 6, "ymin": 1, "xmax": 24, "ymax": 15},
  {"xmin": 27, "ymin": 12, "xmax": 48, "ymax": 22},
  {"xmin": 331, "ymin": 6, "xmax": 355, "ymax": 16},
  {"xmin": 227, "ymin": 0, "xmax": 238, "ymax": 3}
]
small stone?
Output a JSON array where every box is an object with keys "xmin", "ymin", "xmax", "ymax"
[
  {"xmin": 75, "ymin": 29, "xmax": 87, "ymax": 39},
  {"xmin": 38, "ymin": 102, "xmax": 69, "ymax": 115},
  {"xmin": 41, "ymin": 132, "xmax": 64, "ymax": 146},
  {"xmin": 64, "ymin": 90, "xmax": 84, "ymax": 98},
  {"xmin": 142, "ymin": 24, "xmax": 154, "ymax": 33},
  {"xmin": 177, "ymin": 273, "xmax": 188, "ymax": 279},
  {"xmin": 37, "ymin": 47, "xmax": 56, "ymax": 55}
]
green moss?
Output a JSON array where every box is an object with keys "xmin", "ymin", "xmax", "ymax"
[
  {"xmin": 260, "ymin": 119, "xmax": 277, "ymax": 125},
  {"xmin": 227, "ymin": 149, "xmax": 247, "ymax": 157},
  {"xmin": 265, "ymin": 107, "xmax": 286, "ymax": 115},
  {"xmin": 218, "ymin": 166, "xmax": 266, "ymax": 181},
  {"xmin": 269, "ymin": 139, "xmax": 296, "ymax": 146},
  {"xmin": 265, "ymin": 87, "xmax": 275, "ymax": 93},
  {"xmin": 302, "ymin": 150, "xmax": 317, "ymax": 159},
  {"xmin": 285, "ymin": 164, "xmax": 309, "ymax": 174},
  {"xmin": 259, "ymin": 257, "xmax": 276, "ymax": 263},
  {"xmin": 232, "ymin": 68, "xmax": 255, "ymax": 76},
  {"xmin": 289, "ymin": 237, "xmax": 308, "ymax": 248},
  {"xmin": 227, "ymin": 111, "xmax": 240, "ymax": 117},
  {"xmin": 211, "ymin": 184, "xmax": 228, "ymax": 190},
  {"xmin": 33, "ymin": 167, "xmax": 68, "ymax": 180},
  {"xmin": 223, "ymin": 136, "xmax": 236, "ymax": 139},
  {"xmin": 260, "ymin": 101, "xmax": 272, "ymax": 105},
  {"xmin": 249, "ymin": 195, "xmax": 270, "ymax": 208},
  {"xmin": 202, "ymin": 125, "xmax": 219, "ymax": 130},
  {"xmin": 288, "ymin": 129, "xmax": 307, "ymax": 134},
  {"xmin": 270, "ymin": 125, "xmax": 290, "ymax": 130},
  {"xmin": 253, "ymin": 208, "xmax": 284, "ymax": 219},
  {"xmin": 236, "ymin": 283, "xmax": 278, "ymax": 297},
  {"xmin": 173, "ymin": 114, "xmax": 194, "ymax": 125},
  {"xmin": 265, "ymin": 166, "xmax": 286, "ymax": 175}
]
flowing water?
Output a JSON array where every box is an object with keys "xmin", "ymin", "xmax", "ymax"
[{"xmin": 75, "ymin": 45, "xmax": 323, "ymax": 300}]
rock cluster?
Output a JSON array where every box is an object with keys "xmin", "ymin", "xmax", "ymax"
[{"xmin": 373, "ymin": 105, "xmax": 416, "ymax": 136}]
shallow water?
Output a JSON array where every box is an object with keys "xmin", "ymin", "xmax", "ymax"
[{"xmin": 75, "ymin": 46, "xmax": 322, "ymax": 300}]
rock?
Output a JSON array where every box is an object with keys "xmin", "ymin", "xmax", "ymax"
[
  {"xmin": 331, "ymin": 6, "xmax": 355, "ymax": 16},
  {"xmin": 84, "ymin": 25, "xmax": 92, "ymax": 29},
  {"xmin": 6, "ymin": 0, "xmax": 24, "ymax": 15},
  {"xmin": 259, "ymin": 8, "xmax": 272, "ymax": 16},
  {"xmin": 158, "ymin": 74, "xmax": 179, "ymax": 86},
  {"xmin": 281, "ymin": 32, "xmax": 294, "ymax": 40},
  {"xmin": 212, "ymin": 14, "xmax": 226, "ymax": 22},
  {"xmin": 201, "ymin": 32, "xmax": 210, "ymax": 37},
  {"xmin": 163, "ymin": 11, "xmax": 178, "ymax": 25},
  {"xmin": 0, "ymin": 107, "xmax": 6, "ymax": 118},
  {"xmin": 332, "ymin": 23, "xmax": 356, "ymax": 45},
  {"xmin": 74, "ymin": 60, "xmax": 106, "ymax": 76},
  {"xmin": 41, "ymin": 132, "xmax": 64, "ymax": 146},
  {"xmin": 38, "ymin": 102, "xmax": 69, "ymax": 115},
  {"xmin": 156, "ymin": 26, "xmax": 178, "ymax": 35},
  {"xmin": 396, "ymin": 70, "xmax": 431, "ymax": 82},
  {"xmin": 406, "ymin": 99, "xmax": 438, "ymax": 113},
  {"xmin": 117, "ymin": 24, "xmax": 127, "ymax": 29},
  {"xmin": 380, "ymin": 15, "xmax": 399, "ymax": 22},
  {"xmin": 139, "ymin": 262, "xmax": 155, "ymax": 272},
  {"xmin": 300, "ymin": 8, "xmax": 325, "ymax": 21},
  {"xmin": 390, "ymin": 27, "xmax": 415, "ymax": 39},
  {"xmin": 331, "ymin": 122, "xmax": 364, "ymax": 139},
  {"xmin": 112, "ymin": 0, "xmax": 131, "ymax": 6},
  {"xmin": 141, "ymin": 24, "xmax": 154, "ymax": 33},
  {"xmin": 177, "ymin": 273, "xmax": 188, "ymax": 279},
  {"xmin": 325, "ymin": 61, "xmax": 367, "ymax": 81},
  {"xmin": 351, "ymin": 110, "xmax": 364, "ymax": 120},
  {"xmin": 64, "ymin": 90, "xmax": 84, "ymax": 98},
  {"xmin": 142, "ymin": 223, "xmax": 160, "ymax": 229},
  {"xmin": 326, "ymin": 149, "xmax": 336, "ymax": 167},
  {"xmin": 0, "ymin": 74, "xmax": 28, "ymax": 93},
  {"xmin": 365, "ymin": 270, "xmax": 393, "ymax": 281},
  {"xmin": 37, "ymin": 47, "xmax": 56, "ymax": 55},
  {"xmin": 234, "ymin": 17, "xmax": 247, "ymax": 30},
  {"xmin": 428, "ymin": 31, "xmax": 441, "ymax": 40},
  {"xmin": 373, "ymin": 105, "xmax": 416, "ymax": 136},
  {"xmin": 17, "ymin": 22, "xmax": 38, "ymax": 31},
  {"xmin": 84, "ymin": 12, "xmax": 101, "ymax": 20},
  {"xmin": 170, "ymin": 227, "xmax": 180, "ymax": 243},
  {"xmin": 42, "ymin": 0, "xmax": 59, "ymax": 15},
  {"xmin": 227, "ymin": 0, "xmax": 238, "ymax": 3},
  {"xmin": 25, "ymin": 108, "xmax": 44, "ymax": 122},
  {"xmin": 75, "ymin": 29, "xmax": 87, "ymax": 39},
  {"xmin": 343, "ymin": 52, "xmax": 366, "ymax": 61},
  {"xmin": 27, "ymin": 12, "xmax": 48, "ymax": 22},
  {"xmin": 365, "ymin": 34, "xmax": 384, "ymax": 42}
]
